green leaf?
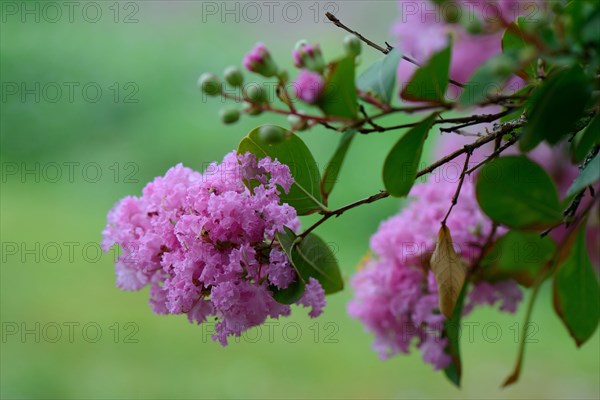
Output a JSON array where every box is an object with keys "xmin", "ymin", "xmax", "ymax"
[
  {"xmin": 520, "ymin": 66, "xmax": 592, "ymax": 151},
  {"xmin": 356, "ymin": 48, "xmax": 402, "ymax": 105},
  {"xmin": 383, "ymin": 113, "xmax": 437, "ymax": 197},
  {"xmin": 502, "ymin": 17, "xmax": 538, "ymax": 79},
  {"xmin": 553, "ymin": 221, "xmax": 600, "ymax": 346},
  {"xmin": 238, "ymin": 125, "xmax": 326, "ymax": 215},
  {"xmin": 277, "ymin": 227, "xmax": 343, "ymax": 294},
  {"xmin": 401, "ymin": 44, "xmax": 451, "ymax": 103},
  {"xmin": 270, "ymin": 279, "xmax": 305, "ymax": 305},
  {"xmin": 459, "ymin": 50, "xmax": 523, "ymax": 106},
  {"xmin": 573, "ymin": 113, "xmax": 600, "ymax": 162},
  {"xmin": 481, "ymin": 231, "xmax": 556, "ymax": 287},
  {"xmin": 476, "ymin": 156, "xmax": 562, "ymax": 229},
  {"xmin": 318, "ymin": 55, "xmax": 358, "ymax": 120},
  {"xmin": 443, "ymin": 284, "xmax": 467, "ymax": 388},
  {"xmin": 320, "ymin": 129, "xmax": 357, "ymax": 201},
  {"xmin": 567, "ymin": 154, "xmax": 599, "ymax": 196}
]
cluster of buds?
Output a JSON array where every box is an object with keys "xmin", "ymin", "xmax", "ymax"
[{"xmin": 197, "ymin": 36, "xmax": 361, "ymax": 129}]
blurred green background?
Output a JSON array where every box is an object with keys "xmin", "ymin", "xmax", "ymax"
[{"xmin": 1, "ymin": 1, "xmax": 598, "ymax": 399}]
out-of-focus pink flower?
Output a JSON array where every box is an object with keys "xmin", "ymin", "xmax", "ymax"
[
  {"xmin": 348, "ymin": 177, "xmax": 522, "ymax": 370},
  {"xmin": 393, "ymin": 0, "xmax": 546, "ymax": 96},
  {"xmin": 292, "ymin": 70, "xmax": 325, "ymax": 104}
]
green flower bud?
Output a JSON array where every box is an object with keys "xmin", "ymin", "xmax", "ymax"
[
  {"xmin": 197, "ymin": 73, "xmax": 222, "ymax": 96},
  {"xmin": 223, "ymin": 66, "xmax": 244, "ymax": 87},
  {"xmin": 287, "ymin": 114, "xmax": 308, "ymax": 131},
  {"xmin": 243, "ymin": 101, "xmax": 263, "ymax": 116},
  {"xmin": 343, "ymin": 35, "xmax": 362, "ymax": 56},
  {"xmin": 219, "ymin": 108, "xmax": 240, "ymax": 124},
  {"xmin": 245, "ymin": 84, "xmax": 268, "ymax": 104},
  {"xmin": 259, "ymin": 125, "xmax": 285, "ymax": 144},
  {"xmin": 277, "ymin": 69, "xmax": 289, "ymax": 83}
]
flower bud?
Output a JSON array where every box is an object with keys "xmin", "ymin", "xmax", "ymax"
[
  {"xmin": 288, "ymin": 114, "xmax": 308, "ymax": 131},
  {"xmin": 343, "ymin": 35, "xmax": 362, "ymax": 56},
  {"xmin": 292, "ymin": 70, "xmax": 325, "ymax": 104},
  {"xmin": 292, "ymin": 42, "xmax": 325, "ymax": 73},
  {"xmin": 243, "ymin": 43, "xmax": 279, "ymax": 78},
  {"xmin": 245, "ymin": 84, "xmax": 268, "ymax": 104},
  {"xmin": 219, "ymin": 108, "xmax": 240, "ymax": 124},
  {"xmin": 197, "ymin": 73, "xmax": 222, "ymax": 96},
  {"xmin": 243, "ymin": 101, "xmax": 263, "ymax": 116},
  {"xmin": 224, "ymin": 66, "xmax": 244, "ymax": 87},
  {"xmin": 259, "ymin": 125, "xmax": 286, "ymax": 144}
]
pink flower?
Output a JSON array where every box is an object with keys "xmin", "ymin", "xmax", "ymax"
[
  {"xmin": 293, "ymin": 70, "xmax": 324, "ymax": 104},
  {"xmin": 348, "ymin": 178, "xmax": 522, "ymax": 370},
  {"xmin": 292, "ymin": 43, "xmax": 325, "ymax": 73},
  {"xmin": 103, "ymin": 151, "xmax": 325, "ymax": 345}
]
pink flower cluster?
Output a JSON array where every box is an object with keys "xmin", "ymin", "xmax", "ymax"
[
  {"xmin": 393, "ymin": 0, "xmax": 545, "ymax": 92},
  {"xmin": 102, "ymin": 151, "xmax": 326, "ymax": 345},
  {"xmin": 348, "ymin": 178, "xmax": 522, "ymax": 370}
]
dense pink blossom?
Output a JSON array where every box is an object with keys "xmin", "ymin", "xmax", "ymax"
[
  {"xmin": 102, "ymin": 151, "xmax": 325, "ymax": 345},
  {"xmin": 293, "ymin": 70, "xmax": 325, "ymax": 104},
  {"xmin": 348, "ymin": 178, "xmax": 522, "ymax": 370}
]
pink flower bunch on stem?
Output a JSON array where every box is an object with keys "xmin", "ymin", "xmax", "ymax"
[
  {"xmin": 102, "ymin": 151, "xmax": 325, "ymax": 345},
  {"xmin": 348, "ymin": 178, "xmax": 522, "ymax": 370}
]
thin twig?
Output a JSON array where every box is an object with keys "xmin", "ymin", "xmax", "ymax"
[
  {"xmin": 299, "ymin": 119, "xmax": 527, "ymax": 238},
  {"xmin": 325, "ymin": 12, "xmax": 465, "ymax": 88},
  {"xmin": 441, "ymin": 151, "xmax": 473, "ymax": 226}
]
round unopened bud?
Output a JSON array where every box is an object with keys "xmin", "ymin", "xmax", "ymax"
[
  {"xmin": 259, "ymin": 125, "xmax": 285, "ymax": 144},
  {"xmin": 465, "ymin": 18, "xmax": 483, "ymax": 35},
  {"xmin": 243, "ymin": 101, "xmax": 263, "ymax": 116},
  {"xmin": 245, "ymin": 84, "xmax": 268, "ymax": 104},
  {"xmin": 343, "ymin": 35, "xmax": 362, "ymax": 56},
  {"xmin": 219, "ymin": 107, "xmax": 240, "ymax": 124},
  {"xmin": 277, "ymin": 69, "xmax": 289, "ymax": 83},
  {"xmin": 224, "ymin": 66, "xmax": 244, "ymax": 87},
  {"xmin": 287, "ymin": 114, "xmax": 308, "ymax": 131},
  {"xmin": 197, "ymin": 73, "xmax": 222, "ymax": 96}
]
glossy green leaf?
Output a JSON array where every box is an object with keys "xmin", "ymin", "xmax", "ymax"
[
  {"xmin": 318, "ymin": 56, "xmax": 358, "ymax": 120},
  {"xmin": 459, "ymin": 50, "xmax": 523, "ymax": 106},
  {"xmin": 476, "ymin": 156, "xmax": 562, "ymax": 229},
  {"xmin": 401, "ymin": 45, "xmax": 451, "ymax": 103},
  {"xmin": 520, "ymin": 66, "xmax": 592, "ymax": 151},
  {"xmin": 277, "ymin": 227, "xmax": 343, "ymax": 294},
  {"xmin": 238, "ymin": 125, "xmax": 326, "ymax": 215},
  {"xmin": 270, "ymin": 279, "xmax": 305, "ymax": 304},
  {"xmin": 383, "ymin": 113, "xmax": 437, "ymax": 197},
  {"xmin": 553, "ymin": 221, "xmax": 600, "ymax": 346},
  {"xmin": 321, "ymin": 129, "xmax": 357, "ymax": 201},
  {"xmin": 356, "ymin": 48, "xmax": 402, "ymax": 105},
  {"xmin": 481, "ymin": 231, "xmax": 556, "ymax": 286},
  {"xmin": 567, "ymin": 154, "xmax": 599, "ymax": 196},
  {"xmin": 573, "ymin": 113, "xmax": 600, "ymax": 162}
]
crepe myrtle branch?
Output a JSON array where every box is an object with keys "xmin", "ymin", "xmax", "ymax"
[
  {"xmin": 299, "ymin": 118, "xmax": 527, "ymax": 239},
  {"xmin": 325, "ymin": 12, "xmax": 466, "ymax": 88},
  {"xmin": 541, "ymin": 144, "xmax": 600, "ymax": 237},
  {"xmin": 441, "ymin": 150, "xmax": 473, "ymax": 226}
]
